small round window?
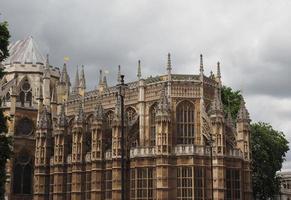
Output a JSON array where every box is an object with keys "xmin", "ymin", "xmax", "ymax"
[
  {"xmin": 21, "ymin": 81, "xmax": 31, "ymax": 91},
  {"xmin": 15, "ymin": 118, "xmax": 34, "ymax": 136}
]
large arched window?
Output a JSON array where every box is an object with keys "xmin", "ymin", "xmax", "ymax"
[
  {"xmin": 13, "ymin": 151, "xmax": 33, "ymax": 194},
  {"xmin": 149, "ymin": 103, "xmax": 158, "ymax": 146},
  {"xmin": 176, "ymin": 101, "xmax": 195, "ymax": 144}
]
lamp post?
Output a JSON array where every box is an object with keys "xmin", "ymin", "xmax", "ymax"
[
  {"xmin": 206, "ymin": 136, "xmax": 214, "ymax": 200},
  {"xmin": 118, "ymin": 75, "xmax": 127, "ymax": 200}
]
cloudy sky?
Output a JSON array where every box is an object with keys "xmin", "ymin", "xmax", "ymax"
[{"xmin": 1, "ymin": 0, "xmax": 291, "ymax": 169}]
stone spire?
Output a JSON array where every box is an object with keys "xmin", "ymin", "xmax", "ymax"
[
  {"xmin": 137, "ymin": 60, "xmax": 141, "ymax": 80},
  {"xmin": 72, "ymin": 66, "xmax": 79, "ymax": 94},
  {"xmin": 43, "ymin": 54, "xmax": 50, "ymax": 78},
  {"xmin": 217, "ymin": 61, "xmax": 221, "ymax": 80},
  {"xmin": 200, "ymin": 54, "xmax": 204, "ymax": 75},
  {"xmin": 103, "ymin": 75, "xmax": 108, "ymax": 88},
  {"xmin": 167, "ymin": 53, "xmax": 172, "ymax": 73},
  {"xmin": 57, "ymin": 103, "xmax": 67, "ymax": 127},
  {"xmin": 210, "ymin": 86, "xmax": 223, "ymax": 115},
  {"xmin": 75, "ymin": 100, "xmax": 84, "ymax": 123},
  {"xmin": 98, "ymin": 69, "xmax": 103, "ymax": 86},
  {"xmin": 237, "ymin": 98, "xmax": 250, "ymax": 122},
  {"xmin": 60, "ymin": 63, "xmax": 68, "ymax": 83},
  {"xmin": 79, "ymin": 65, "xmax": 86, "ymax": 90},
  {"xmin": 117, "ymin": 65, "xmax": 121, "ymax": 84},
  {"xmin": 156, "ymin": 83, "xmax": 171, "ymax": 118},
  {"xmin": 94, "ymin": 99, "xmax": 104, "ymax": 121}
]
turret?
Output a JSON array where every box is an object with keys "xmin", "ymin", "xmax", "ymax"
[
  {"xmin": 58, "ymin": 63, "xmax": 70, "ymax": 101},
  {"xmin": 34, "ymin": 106, "xmax": 52, "ymax": 200},
  {"xmin": 155, "ymin": 83, "xmax": 171, "ymax": 155},
  {"xmin": 71, "ymin": 100, "xmax": 86, "ymax": 199},
  {"xmin": 137, "ymin": 60, "xmax": 146, "ymax": 145},
  {"xmin": 52, "ymin": 103, "xmax": 68, "ymax": 199}
]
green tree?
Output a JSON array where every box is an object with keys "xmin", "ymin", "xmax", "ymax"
[
  {"xmin": 251, "ymin": 122, "xmax": 289, "ymax": 199},
  {"xmin": 221, "ymin": 86, "xmax": 289, "ymax": 200},
  {"xmin": 0, "ymin": 21, "xmax": 12, "ymax": 200},
  {"xmin": 221, "ymin": 86, "xmax": 242, "ymax": 119}
]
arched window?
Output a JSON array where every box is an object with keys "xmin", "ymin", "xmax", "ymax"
[
  {"xmin": 18, "ymin": 79, "xmax": 32, "ymax": 107},
  {"xmin": 149, "ymin": 103, "xmax": 158, "ymax": 146},
  {"xmin": 126, "ymin": 107, "xmax": 137, "ymax": 122},
  {"xmin": 176, "ymin": 101, "xmax": 195, "ymax": 144},
  {"xmin": 13, "ymin": 152, "xmax": 33, "ymax": 194},
  {"xmin": 105, "ymin": 110, "xmax": 114, "ymax": 128},
  {"xmin": 104, "ymin": 110, "xmax": 114, "ymax": 151},
  {"xmin": 15, "ymin": 117, "xmax": 34, "ymax": 136}
]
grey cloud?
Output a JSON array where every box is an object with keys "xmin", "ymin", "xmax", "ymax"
[{"xmin": 1, "ymin": 0, "xmax": 291, "ymax": 168}]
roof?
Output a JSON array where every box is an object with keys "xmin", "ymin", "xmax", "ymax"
[{"xmin": 4, "ymin": 36, "xmax": 46, "ymax": 65}]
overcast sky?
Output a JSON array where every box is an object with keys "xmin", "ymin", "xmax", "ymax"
[{"xmin": 1, "ymin": 0, "xmax": 291, "ymax": 169}]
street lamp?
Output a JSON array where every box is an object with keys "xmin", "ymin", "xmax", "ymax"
[
  {"xmin": 205, "ymin": 135, "xmax": 214, "ymax": 200},
  {"xmin": 117, "ymin": 75, "xmax": 127, "ymax": 200}
]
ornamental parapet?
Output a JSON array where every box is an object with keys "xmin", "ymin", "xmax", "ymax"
[
  {"xmin": 130, "ymin": 146, "xmax": 155, "ymax": 158},
  {"xmin": 227, "ymin": 148, "xmax": 243, "ymax": 158},
  {"xmin": 130, "ymin": 145, "xmax": 244, "ymax": 159},
  {"xmin": 174, "ymin": 144, "xmax": 211, "ymax": 156}
]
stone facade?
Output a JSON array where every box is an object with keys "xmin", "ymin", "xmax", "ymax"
[{"xmin": 1, "ymin": 37, "xmax": 252, "ymax": 200}]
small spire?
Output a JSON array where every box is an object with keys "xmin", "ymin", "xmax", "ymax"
[
  {"xmin": 79, "ymin": 65, "xmax": 86, "ymax": 89},
  {"xmin": 117, "ymin": 65, "xmax": 121, "ymax": 84},
  {"xmin": 57, "ymin": 103, "xmax": 67, "ymax": 127},
  {"xmin": 43, "ymin": 54, "xmax": 50, "ymax": 78},
  {"xmin": 209, "ymin": 87, "xmax": 223, "ymax": 115},
  {"xmin": 217, "ymin": 61, "xmax": 221, "ymax": 80},
  {"xmin": 98, "ymin": 69, "xmax": 103, "ymax": 85},
  {"xmin": 103, "ymin": 75, "xmax": 108, "ymax": 88},
  {"xmin": 137, "ymin": 60, "xmax": 141, "ymax": 80},
  {"xmin": 60, "ymin": 63, "xmax": 68, "ymax": 83},
  {"xmin": 200, "ymin": 54, "xmax": 204, "ymax": 75},
  {"xmin": 167, "ymin": 53, "xmax": 172, "ymax": 71},
  {"xmin": 237, "ymin": 98, "xmax": 250, "ymax": 122},
  {"xmin": 46, "ymin": 54, "xmax": 49, "ymax": 67},
  {"xmin": 73, "ymin": 66, "xmax": 79, "ymax": 93}
]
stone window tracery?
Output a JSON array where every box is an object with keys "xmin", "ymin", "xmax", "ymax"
[
  {"xmin": 177, "ymin": 166, "xmax": 193, "ymax": 199},
  {"xmin": 176, "ymin": 101, "xmax": 195, "ymax": 144},
  {"xmin": 18, "ymin": 79, "xmax": 32, "ymax": 107}
]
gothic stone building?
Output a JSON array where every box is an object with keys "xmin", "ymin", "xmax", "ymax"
[{"xmin": 1, "ymin": 37, "xmax": 252, "ymax": 200}]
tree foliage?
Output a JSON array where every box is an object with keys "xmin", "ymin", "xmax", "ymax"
[
  {"xmin": 221, "ymin": 86, "xmax": 289, "ymax": 200},
  {"xmin": 221, "ymin": 86, "xmax": 242, "ymax": 119},
  {"xmin": 0, "ymin": 21, "xmax": 12, "ymax": 200},
  {"xmin": 251, "ymin": 122, "xmax": 289, "ymax": 199}
]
